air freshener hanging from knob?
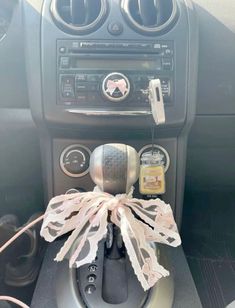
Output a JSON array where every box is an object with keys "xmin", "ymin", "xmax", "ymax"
[{"xmin": 139, "ymin": 151, "xmax": 166, "ymax": 195}]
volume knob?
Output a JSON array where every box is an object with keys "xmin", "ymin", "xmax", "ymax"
[{"xmin": 102, "ymin": 72, "xmax": 130, "ymax": 102}]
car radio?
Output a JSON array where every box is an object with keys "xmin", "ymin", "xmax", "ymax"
[{"xmin": 57, "ymin": 40, "xmax": 174, "ymax": 108}]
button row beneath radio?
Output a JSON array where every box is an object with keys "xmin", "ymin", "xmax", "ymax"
[{"xmin": 60, "ymin": 74, "xmax": 171, "ymax": 103}]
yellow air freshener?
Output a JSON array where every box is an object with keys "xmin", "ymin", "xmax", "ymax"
[{"xmin": 139, "ymin": 151, "xmax": 166, "ymax": 195}]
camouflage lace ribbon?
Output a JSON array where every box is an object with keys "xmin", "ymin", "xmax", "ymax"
[{"xmin": 40, "ymin": 187, "xmax": 181, "ymax": 291}]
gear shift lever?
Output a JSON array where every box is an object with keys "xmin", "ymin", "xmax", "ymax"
[{"xmin": 90, "ymin": 144, "xmax": 140, "ymax": 259}]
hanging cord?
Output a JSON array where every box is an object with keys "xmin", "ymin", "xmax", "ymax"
[
  {"xmin": 150, "ymin": 113, "xmax": 156, "ymax": 155},
  {"xmin": 0, "ymin": 214, "xmax": 45, "ymax": 307},
  {"xmin": 0, "ymin": 296, "xmax": 30, "ymax": 308},
  {"xmin": 0, "ymin": 214, "xmax": 44, "ymax": 254},
  {"xmin": 151, "ymin": 124, "xmax": 155, "ymax": 155}
]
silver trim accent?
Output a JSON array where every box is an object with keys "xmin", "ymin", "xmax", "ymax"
[
  {"xmin": 66, "ymin": 109, "xmax": 152, "ymax": 116},
  {"xmin": 102, "ymin": 72, "xmax": 131, "ymax": 102},
  {"xmin": 138, "ymin": 144, "xmax": 170, "ymax": 172},
  {"xmin": 0, "ymin": 33, "xmax": 6, "ymax": 43},
  {"xmin": 126, "ymin": 145, "xmax": 140, "ymax": 193},
  {"xmin": 65, "ymin": 188, "xmax": 80, "ymax": 194},
  {"xmin": 89, "ymin": 145, "xmax": 104, "ymax": 192},
  {"xmin": 60, "ymin": 144, "xmax": 91, "ymax": 178}
]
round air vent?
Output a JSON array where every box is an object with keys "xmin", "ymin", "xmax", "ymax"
[
  {"xmin": 51, "ymin": 0, "xmax": 109, "ymax": 35},
  {"xmin": 121, "ymin": 0, "xmax": 178, "ymax": 35}
]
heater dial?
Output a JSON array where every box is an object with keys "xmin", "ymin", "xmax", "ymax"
[{"xmin": 60, "ymin": 145, "xmax": 91, "ymax": 177}]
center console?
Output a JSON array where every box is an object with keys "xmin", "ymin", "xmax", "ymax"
[{"xmin": 23, "ymin": 0, "xmax": 200, "ymax": 306}]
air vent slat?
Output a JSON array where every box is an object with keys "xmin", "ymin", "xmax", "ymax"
[
  {"xmin": 84, "ymin": 0, "xmax": 90, "ymax": 24},
  {"xmin": 138, "ymin": 0, "xmax": 157, "ymax": 27},
  {"xmin": 155, "ymin": 1, "xmax": 167, "ymax": 26},
  {"xmin": 84, "ymin": 0, "xmax": 98, "ymax": 25},
  {"xmin": 71, "ymin": 0, "xmax": 86, "ymax": 25},
  {"xmin": 121, "ymin": 0, "xmax": 178, "ymax": 35},
  {"xmin": 51, "ymin": 0, "xmax": 108, "ymax": 35}
]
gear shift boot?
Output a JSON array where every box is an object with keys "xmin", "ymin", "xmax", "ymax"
[{"xmin": 77, "ymin": 239, "xmax": 148, "ymax": 308}]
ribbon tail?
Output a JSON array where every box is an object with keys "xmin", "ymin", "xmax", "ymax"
[
  {"xmin": 118, "ymin": 207, "xmax": 169, "ymax": 291},
  {"xmin": 127, "ymin": 200, "xmax": 181, "ymax": 248},
  {"xmin": 70, "ymin": 207, "xmax": 108, "ymax": 268}
]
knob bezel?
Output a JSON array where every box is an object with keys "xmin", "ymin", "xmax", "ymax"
[
  {"xmin": 102, "ymin": 72, "xmax": 131, "ymax": 103},
  {"xmin": 60, "ymin": 144, "xmax": 91, "ymax": 178},
  {"xmin": 138, "ymin": 144, "xmax": 170, "ymax": 172}
]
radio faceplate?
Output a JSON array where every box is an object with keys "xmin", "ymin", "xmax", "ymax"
[{"xmin": 57, "ymin": 40, "xmax": 174, "ymax": 109}]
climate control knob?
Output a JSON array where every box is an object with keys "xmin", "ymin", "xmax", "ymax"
[
  {"xmin": 60, "ymin": 145, "xmax": 91, "ymax": 177},
  {"xmin": 102, "ymin": 72, "xmax": 130, "ymax": 102}
]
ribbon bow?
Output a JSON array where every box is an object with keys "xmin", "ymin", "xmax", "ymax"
[
  {"xmin": 106, "ymin": 79, "xmax": 128, "ymax": 96},
  {"xmin": 40, "ymin": 188, "xmax": 181, "ymax": 291}
]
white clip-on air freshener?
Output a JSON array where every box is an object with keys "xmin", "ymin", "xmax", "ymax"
[{"xmin": 149, "ymin": 79, "xmax": 165, "ymax": 125}]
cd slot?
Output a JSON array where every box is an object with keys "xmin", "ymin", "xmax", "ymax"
[
  {"xmin": 57, "ymin": 40, "xmax": 174, "ymax": 57},
  {"xmin": 69, "ymin": 48, "xmax": 163, "ymax": 55}
]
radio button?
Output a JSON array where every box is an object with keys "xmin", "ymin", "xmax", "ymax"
[
  {"xmin": 161, "ymin": 42, "xmax": 174, "ymax": 55},
  {"xmin": 61, "ymin": 75, "xmax": 75, "ymax": 98},
  {"xmin": 164, "ymin": 48, "xmax": 173, "ymax": 56},
  {"xmin": 76, "ymin": 74, "xmax": 87, "ymax": 81},
  {"xmin": 59, "ymin": 47, "xmax": 66, "ymax": 54},
  {"xmin": 76, "ymin": 83, "xmax": 88, "ymax": 92},
  {"xmin": 153, "ymin": 43, "xmax": 161, "ymax": 51},
  {"xmin": 162, "ymin": 58, "xmax": 173, "ymax": 71},
  {"xmin": 75, "ymin": 81, "xmax": 98, "ymax": 92},
  {"xmin": 76, "ymin": 93, "xmax": 87, "ymax": 103},
  {"xmin": 72, "ymin": 41, "xmax": 80, "ymax": 48},
  {"xmin": 87, "ymin": 75, "xmax": 100, "ymax": 82},
  {"xmin": 161, "ymin": 79, "xmax": 171, "ymax": 100},
  {"xmin": 88, "ymin": 83, "xmax": 98, "ymax": 91},
  {"xmin": 60, "ymin": 57, "xmax": 70, "ymax": 69},
  {"xmin": 108, "ymin": 22, "xmax": 123, "ymax": 36}
]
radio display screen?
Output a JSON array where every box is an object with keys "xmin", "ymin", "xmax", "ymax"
[{"xmin": 71, "ymin": 58, "xmax": 161, "ymax": 71}]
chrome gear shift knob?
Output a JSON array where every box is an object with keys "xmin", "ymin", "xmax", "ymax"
[{"xmin": 90, "ymin": 144, "xmax": 140, "ymax": 194}]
